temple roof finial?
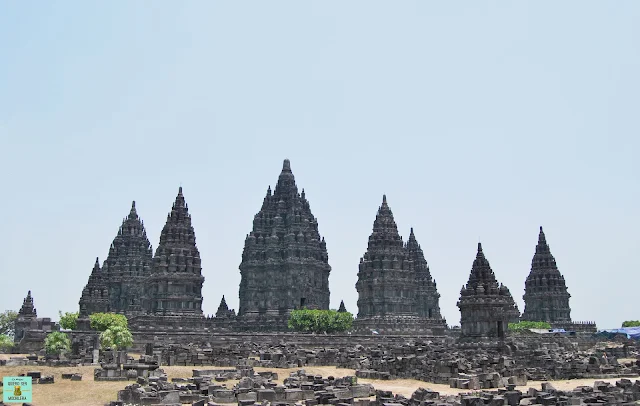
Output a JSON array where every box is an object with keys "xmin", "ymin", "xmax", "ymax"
[{"xmin": 382, "ymin": 194, "xmax": 387, "ymax": 205}]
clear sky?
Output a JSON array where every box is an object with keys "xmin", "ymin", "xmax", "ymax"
[{"xmin": 1, "ymin": 2, "xmax": 638, "ymax": 329}]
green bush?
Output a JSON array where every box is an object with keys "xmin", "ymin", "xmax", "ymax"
[
  {"xmin": 622, "ymin": 320, "xmax": 640, "ymax": 328},
  {"xmin": 44, "ymin": 331, "xmax": 71, "ymax": 355},
  {"xmin": 100, "ymin": 325, "xmax": 133, "ymax": 350},
  {"xmin": 58, "ymin": 311, "xmax": 79, "ymax": 330},
  {"xmin": 89, "ymin": 313, "xmax": 128, "ymax": 332},
  {"xmin": 0, "ymin": 334, "xmax": 14, "ymax": 352},
  {"xmin": 288, "ymin": 309, "xmax": 353, "ymax": 333},
  {"xmin": 508, "ymin": 321, "xmax": 552, "ymax": 331},
  {"xmin": 0, "ymin": 310, "xmax": 18, "ymax": 338}
]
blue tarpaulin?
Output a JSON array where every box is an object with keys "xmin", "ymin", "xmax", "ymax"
[{"xmin": 598, "ymin": 327, "xmax": 640, "ymax": 339}]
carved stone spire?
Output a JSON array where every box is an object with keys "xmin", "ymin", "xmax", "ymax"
[
  {"xmin": 405, "ymin": 228, "xmax": 442, "ymax": 320},
  {"xmin": 79, "ymin": 257, "xmax": 110, "ymax": 317},
  {"xmin": 522, "ymin": 227, "xmax": 572, "ymax": 323},
  {"xmin": 215, "ymin": 295, "xmax": 236, "ymax": 318},
  {"xmin": 239, "ymin": 159, "xmax": 331, "ymax": 319},
  {"xmin": 149, "ymin": 187, "xmax": 205, "ymax": 316},
  {"xmin": 337, "ymin": 300, "xmax": 347, "ymax": 313},
  {"xmin": 101, "ymin": 200, "xmax": 153, "ymax": 315},
  {"xmin": 457, "ymin": 243, "xmax": 520, "ymax": 338},
  {"xmin": 18, "ymin": 290, "xmax": 37, "ymax": 319},
  {"xmin": 355, "ymin": 195, "xmax": 415, "ymax": 318}
]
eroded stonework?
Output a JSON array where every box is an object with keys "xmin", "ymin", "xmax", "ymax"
[
  {"xmin": 102, "ymin": 202, "xmax": 154, "ymax": 316},
  {"xmin": 148, "ymin": 187, "xmax": 205, "ymax": 316},
  {"xmin": 406, "ymin": 228, "xmax": 443, "ymax": 320},
  {"xmin": 79, "ymin": 257, "xmax": 110, "ymax": 317},
  {"xmin": 521, "ymin": 227, "xmax": 572, "ymax": 323},
  {"xmin": 457, "ymin": 243, "xmax": 520, "ymax": 338},
  {"xmin": 238, "ymin": 159, "xmax": 331, "ymax": 318},
  {"xmin": 354, "ymin": 196, "xmax": 445, "ymax": 334}
]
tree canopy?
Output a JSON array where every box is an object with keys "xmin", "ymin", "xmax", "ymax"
[
  {"xmin": 622, "ymin": 320, "xmax": 640, "ymax": 328},
  {"xmin": 89, "ymin": 313, "xmax": 128, "ymax": 332},
  {"xmin": 0, "ymin": 310, "xmax": 18, "ymax": 339},
  {"xmin": 58, "ymin": 311, "xmax": 79, "ymax": 330},
  {"xmin": 44, "ymin": 331, "xmax": 71, "ymax": 355},
  {"xmin": 288, "ymin": 309, "xmax": 353, "ymax": 334},
  {"xmin": 508, "ymin": 321, "xmax": 552, "ymax": 331},
  {"xmin": 100, "ymin": 325, "xmax": 134, "ymax": 350},
  {"xmin": 0, "ymin": 334, "xmax": 14, "ymax": 352}
]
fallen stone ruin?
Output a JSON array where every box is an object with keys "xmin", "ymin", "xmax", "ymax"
[
  {"xmin": 140, "ymin": 337, "xmax": 639, "ymax": 387},
  {"xmin": 106, "ymin": 368, "xmax": 640, "ymax": 406}
]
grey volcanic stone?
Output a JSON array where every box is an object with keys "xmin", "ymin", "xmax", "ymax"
[
  {"xmin": 522, "ymin": 227, "xmax": 572, "ymax": 324},
  {"xmin": 457, "ymin": 243, "xmax": 520, "ymax": 338},
  {"xmin": 238, "ymin": 159, "xmax": 331, "ymax": 319}
]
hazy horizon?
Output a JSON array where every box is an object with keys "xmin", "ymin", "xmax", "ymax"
[{"xmin": 1, "ymin": 2, "xmax": 638, "ymax": 329}]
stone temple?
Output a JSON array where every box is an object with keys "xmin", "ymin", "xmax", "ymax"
[
  {"xmin": 147, "ymin": 187, "xmax": 204, "ymax": 316},
  {"xmin": 457, "ymin": 243, "xmax": 520, "ymax": 338},
  {"xmin": 69, "ymin": 158, "xmax": 596, "ymax": 337},
  {"xmin": 354, "ymin": 195, "xmax": 445, "ymax": 335},
  {"xmin": 521, "ymin": 227, "xmax": 572, "ymax": 324},
  {"xmin": 102, "ymin": 202, "xmax": 154, "ymax": 316},
  {"xmin": 238, "ymin": 159, "xmax": 331, "ymax": 319}
]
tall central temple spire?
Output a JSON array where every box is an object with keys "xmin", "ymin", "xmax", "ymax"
[
  {"xmin": 148, "ymin": 187, "xmax": 205, "ymax": 316},
  {"xmin": 238, "ymin": 159, "xmax": 331, "ymax": 320}
]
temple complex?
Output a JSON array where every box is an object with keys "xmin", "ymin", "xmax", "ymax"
[
  {"xmin": 102, "ymin": 202, "xmax": 154, "ymax": 316},
  {"xmin": 78, "ymin": 257, "xmax": 110, "ymax": 317},
  {"xmin": 238, "ymin": 159, "xmax": 331, "ymax": 320},
  {"xmin": 147, "ymin": 187, "xmax": 205, "ymax": 316},
  {"xmin": 405, "ymin": 228, "xmax": 443, "ymax": 320},
  {"xmin": 521, "ymin": 227, "xmax": 572, "ymax": 323},
  {"xmin": 66, "ymin": 158, "xmax": 595, "ymax": 339},
  {"xmin": 457, "ymin": 243, "xmax": 520, "ymax": 338}
]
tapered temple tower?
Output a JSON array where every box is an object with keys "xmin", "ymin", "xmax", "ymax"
[
  {"xmin": 18, "ymin": 291, "xmax": 37, "ymax": 320},
  {"xmin": 354, "ymin": 196, "xmax": 444, "ymax": 334},
  {"xmin": 148, "ymin": 187, "xmax": 205, "ymax": 315},
  {"xmin": 215, "ymin": 295, "xmax": 236, "ymax": 318},
  {"xmin": 356, "ymin": 195, "xmax": 415, "ymax": 318},
  {"xmin": 79, "ymin": 257, "xmax": 110, "ymax": 317},
  {"xmin": 457, "ymin": 243, "xmax": 520, "ymax": 338},
  {"xmin": 522, "ymin": 227, "xmax": 572, "ymax": 323},
  {"xmin": 337, "ymin": 300, "xmax": 347, "ymax": 313},
  {"xmin": 238, "ymin": 159, "xmax": 331, "ymax": 320},
  {"xmin": 101, "ymin": 201, "xmax": 154, "ymax": 315},
  {"xmin": 405, "ymin": 228, "xmax": 443, "ymax": 320}
]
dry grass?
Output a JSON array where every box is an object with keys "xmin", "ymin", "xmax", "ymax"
[{"xmin": 0, "ymin": 363, "xmax": 638, "ymax": 406}]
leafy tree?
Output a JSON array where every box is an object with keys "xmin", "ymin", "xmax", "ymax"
[
  {"xmin": 100, "ymin": 325, "xmax": 134, "ymax": 350},
  {"xmin": 0, "ymin": 334, "xmax": 14, "ymax": 352},
  {"xmin": 288, "ymin": 309, "xmax": 354, "ymax": 333},
  {"xmin": 89, "ymin": 313, "xmax": 128, "ymax": 332},
  {"xmin": 0, "ymin": 310, "xmax": 18, "ymax": 338},
  {"xmin": 508, "ymin": 321, "xmax": 552, "ymax": 331},
  {"xmin": 44, "ymin": 331, "xmax": 71, "ymax": 355},
  {"xmin": 622, "ymin": 320, "xmax": 640, "ymax": 328},
  {"xmin": 58, "ymin": 311, "xmax": 79, "ymax": 330}
]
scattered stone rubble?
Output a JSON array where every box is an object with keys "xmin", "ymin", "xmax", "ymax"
[
  {"xmin": 107, "ymin": 368, "xmax": 640, "ymax": 406},
  {"xmin": 142, "ymin": 339, "xmax": 639, "ymax": 387},
  {"xmin": 109, "ymin": 368, "xmax": 374, "ymax": 406}
]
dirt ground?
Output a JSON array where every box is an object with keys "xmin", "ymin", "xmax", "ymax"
[{"xmin": 0, "ymin": 359, "xmax": 638, "ymax": 406}]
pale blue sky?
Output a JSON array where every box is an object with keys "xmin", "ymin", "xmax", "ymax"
[{"xmin": 1, "ymin": 2, "xmax": 638, "ymax": 328}]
